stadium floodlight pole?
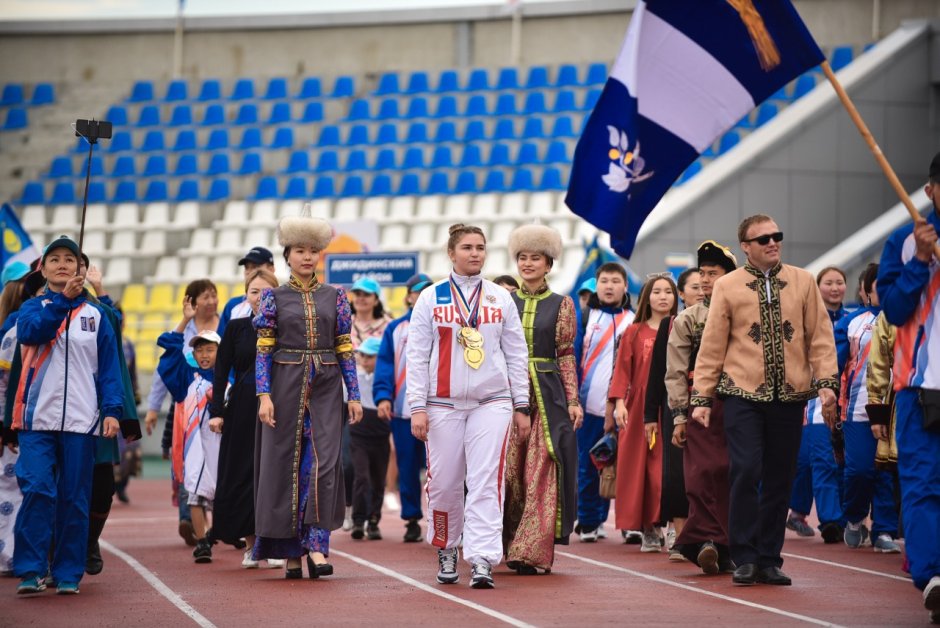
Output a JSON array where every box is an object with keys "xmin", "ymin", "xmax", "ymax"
[
  {"xmin": 173, "ymin": 0, "xmax": 184, "ymax": 78},
  {"xmin": 509, "ymin": 0, "xmax": 522, "ymax": 66},
  {"xmin": 73, "ymin": 119, "xmax": 112, "ymax": 254},
  {"xmin": 821, "ymin": 60, "xmax": 940, "ymax": 260}
]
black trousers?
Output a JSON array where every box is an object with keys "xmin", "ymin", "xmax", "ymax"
[
  {"xmin": 723, "ymin": 397, "xmax": 805, "ymax": 568},
  {"xmin": 350, "ymin": 434, "xmax": 390, "ymax": 524}
]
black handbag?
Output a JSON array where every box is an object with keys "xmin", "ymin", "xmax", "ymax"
[{"xmin": 919, "ymin": 388, "xmax": 940, "ymax": 433}]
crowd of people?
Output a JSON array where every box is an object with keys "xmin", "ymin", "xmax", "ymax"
[{"xmin": 0, "ymin": 153, "xmax": 938, "ymax": 622}]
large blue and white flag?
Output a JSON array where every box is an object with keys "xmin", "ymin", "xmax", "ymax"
[
  {"xmin": 566, "ymin": 0, "xmax": 824, "ymax": 258},
  {"xmin": 0, "ymin": 203, "xmax": 39, "ymax": 271}
]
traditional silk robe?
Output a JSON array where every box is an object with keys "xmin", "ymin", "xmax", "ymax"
[{"xmin": 503, "ymin": 284, "xmax": 579, "ymax": 570}]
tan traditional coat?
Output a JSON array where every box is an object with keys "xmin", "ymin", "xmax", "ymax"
[{"xmin": 665, "ymin": 300, "xmax": 710, "ymax": 425}]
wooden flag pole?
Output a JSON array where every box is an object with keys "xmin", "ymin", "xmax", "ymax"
[{"xmin": 820, "ymin": 60, "xmax": 940, "ymax": 259}]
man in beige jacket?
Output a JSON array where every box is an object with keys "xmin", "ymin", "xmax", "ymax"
[{"xmin": 691, "ymin": 214, "xmax": 838, "ymax": 587}]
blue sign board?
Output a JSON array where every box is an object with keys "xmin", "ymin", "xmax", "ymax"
[{"xmin": 325, "ymin": 252, "xmax": 419, "ymax": 287}]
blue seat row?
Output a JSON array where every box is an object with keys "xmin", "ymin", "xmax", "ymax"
[
  {"xmin": 73, "ymin": 126, "xmax": 298, "ymax": 154},
  {"xmin": 106, "ymin": 101, "xmax": 324, "ymax": 128},
  {"xmin": 51, "ymin": 151, "xmax": 264, "ymax": 179},
  {"xmin": 2, "ymin": 108, "xmax": 27, "ymax": 131},
  {"xmin": 372, "ymin": 64, "xmax": 607, "ymax": 95},
  {"xmin": 345, "ymin": 89, "xmax": 599, "ymax": 121},
  {"xmin": 19, "ymin": 178, "xmax": 231, "ymax": 205},
  {"xmin": 128, "ymin": 76, "xmax": 354, "ymax": 102},
  {"xmin": 1, "ymin": 82, "xmax": 55, "ymax": 106}
]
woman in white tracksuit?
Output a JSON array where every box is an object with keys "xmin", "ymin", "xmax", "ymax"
[{"xmin": 407, "ymin": 224, "xmax": 530, "ymax": 589}]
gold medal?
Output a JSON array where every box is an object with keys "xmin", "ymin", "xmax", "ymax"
[
  {"xmin": 464, "ymin": 347, "xmax": 484, "ymax": 369},
  {"xmin": 458, "ymin": 326, "xmax": 485, "ymax": 368}
]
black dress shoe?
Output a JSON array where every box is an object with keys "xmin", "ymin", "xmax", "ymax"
[
  {"xmin": 285, "ymin": 565, "xmax": 303, "ymax": 580},
  {"xmin": 696, "ymin": 542, "xmax": 719, "ymax": 575},
  {"xmin": 758, "ymin": 566, "xmax": 792, "ymax": 585},
  {"xmin": 315, "ymin": 563, "xmax": 333, "ymax": 577},
  {"xmin": 304, "ymin": 555, "xmax": 321, "ymax": 580},
  {"xmin": 732, "ymin": 563, "xmax": 759, "ymax": 585}
]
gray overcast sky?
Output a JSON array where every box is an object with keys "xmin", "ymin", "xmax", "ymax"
[{"xmin": 0, "ymin": 0, "xmax": 556, "ymax": 20}]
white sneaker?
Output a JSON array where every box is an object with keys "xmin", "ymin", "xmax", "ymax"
[
  {"xmin": 470, "ymin": 561, "xmax": 494, "ymax": 589},
  {"xmin": 437, "ymin": 548, "xmax": 459, "ymax": 584},
  {"xmin": 579, "ymin": 528, "xmax": 598, "ymax": 543},
  {"xmin": 873, "ymin": 534, "xmax": 901, "ymax": 554},
  {"xmin": 342, "ymin": 505, "xmax": 354, "ymax": 532},
  {"xmin": 266, "ymin": 559, "xmax": 286, "ymax": 569},
  {"xmin": 622, "ymin": 530, "xmax": 643, "ymax": 544},
  {"xmin": 640, "ymin": 530, "xmax": 661, "ymax": 553},
  {"xmin": 925, "ymin": 576, "xmax": 940, "ymax": 613},
  {"xmin": 241, "ymin": 550, "xmax": 260, "ymax": 569},
  {"xmin": 596, "ymin": 524, "xmax": 608, "ymax": 539},
  {"xmin": 666, "ymin": 528, "xmax": 677, "ymax": 550}
]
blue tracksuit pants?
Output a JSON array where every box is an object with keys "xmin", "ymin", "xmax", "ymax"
[
  {"xmin": 390, "ymin": 416, "xmax": 426, "ymax": 521},
  {"xmin": 14, "ymin": 431, "xmax": 96, "ymax": 584},
  {"xmin": 790, "ymin": 425, "xmax": 814, "ymax": 514},
  {"xmin": 807, "ymin": 423, "xmax": 844, "ymax": 527},
  {"xmin": 576, "ymin": 413, "xmax": 610, "ymax": 531},
  {"xmin": 842, "ymin": 421, "xmax": 898, "ymax": 537}
]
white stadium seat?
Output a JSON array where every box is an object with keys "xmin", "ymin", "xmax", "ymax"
[
  {"xmin": 21, "ymin": 205, "xmax": 46, "ymax": 231},
  {"xmin": 84, "ymin": 204, "xmax": 110, "ymax": 231},
  {"xmin": 183, "ymin": 255, "xmax": 210, "ymax": 279},
  {"xmin": 222, "ymin": 200, "xmax": 250, "ymax": 226},
  {"xmin": 527, "ymin": 192, "xmax": 556, "ymax": 218},
  {"xmin": 109, "ymin": 231, "xmax": 137, "ymax": 255},
  {"xmin": 152, "ymin": 257, "xmax": 182, "ymax": 283},
  {"xmin": 50, "ymin": 205, "xmax": 78, "ymax": 234},
  {"xmin": 243, "ymin": 227, "xmax": 270, "ymax": 250},
  {"xmin": 380, "ymin": 224, "xmax": 407, "ymax": 250},
  {"xmin": 172, "ymin": 202, "xmax": 199, "ymax": 230},
  {"xmin": 210, "ymin": 255, "xmax": 239, "ymax": 282},
  {"xmin": 361, "ymin": 197, "xmax": 388, "ymax": 222},
  {"xmin": 388, "ymin": 196, "xmax": 415, "ymax": 222},
  {"xmin": 112, "ymin": 203, "xmax": 140, "ymax": 230},
  {"xmin": 142, "ymin": 202, "xmax": 170, "ymax": 228},
  {"xmin": 471, "ymin": 193, "xmax": 499, "ymax": 219},
  {"xmin": 215, "ymin": 227, "xmax": 244, "ymax": 255},
  {"xmin": 443, "ymin": 195, "xmax": 471, "ymax": 220},
  {"xmin": 82, "ymin": 231, "xmax": 107, "ymax": 257},
  {"xmin": 498, "ymin": 193, "xmax": 526, "ymax": 219},
  {"xmin": 415, "ymin": 196, "xmax": 443, "ymax": 221},
  {"xmin": 251, "ymin": 200, "xmax": 278, "ymax": 225},
  {"xmin": 408, "ymin": 223, "xmax": 435, "ymax": 249},
  {"xmin": 185, "ymin": 229, "xmax": 215, "ymax": 256},
  {"xmin": 140, "ymin": 230, "xmax": 166, "ymax": 256},
  {"xmin": 106, "ymin": 257, "xmax": 132, "ymax": 286},
  {"xmin": 333, "ymin": 198, "xmax": 360, "ymax": 222}
]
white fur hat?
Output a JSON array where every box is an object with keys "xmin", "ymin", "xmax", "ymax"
[
  {"xmin": 508, "ymin": 223, "xmax": 563, "ymax": 261},
  {"xmin": 276, "ymin": 204, "xmax": 333, "ymax": 251}
]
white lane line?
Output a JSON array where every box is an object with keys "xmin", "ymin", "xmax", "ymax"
[
  {"xmin": 331, "ymin": 549, "xmax": 535, "ymax": 628},
  {"xmin": 781, "ymin": 552, "xmax": 911, "ymax": 582},
  {"xmin": 557, "ymin": 551, "xmax": 844, "ymax": 628},
  {"xmin": 100, "ymin": 540, "xmax": 217, "ymax": 628}
]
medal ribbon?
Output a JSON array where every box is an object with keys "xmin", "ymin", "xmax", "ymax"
[{"xmin": 449, "ymin": 276, "xmax": 482, "ymax": 329}]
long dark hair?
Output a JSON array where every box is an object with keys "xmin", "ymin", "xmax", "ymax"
[{"xmin": 0, "ymin": 280, "xmax": 25, "ymax": 328}]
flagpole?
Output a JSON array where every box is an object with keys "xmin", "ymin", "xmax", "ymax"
[{"xmin": 820, "ymin": 60, "xmax": 940, "ymax": 259}]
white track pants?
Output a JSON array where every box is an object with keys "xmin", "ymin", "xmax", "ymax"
[{"xmin": 425, "ymin": 402, "xmax": 512, "ymax": 566}]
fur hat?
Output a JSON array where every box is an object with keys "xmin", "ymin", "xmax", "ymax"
[
  {"xmin": 508, "ymin": 224, "xmax": 563, "ymax": 261},
  {"xmin": 276, "ymin": 205, "xmax": 333, "ymax": 251}
]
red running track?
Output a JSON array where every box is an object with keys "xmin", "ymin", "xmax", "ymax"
[{"xmin": 0, "ymin": 479, "xmax": 929, "ymax": 627}]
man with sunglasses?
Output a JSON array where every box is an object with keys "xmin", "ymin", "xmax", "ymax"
[{"xmin": 691, "ymin": 215, "xmax": 838, "ymax": 587}]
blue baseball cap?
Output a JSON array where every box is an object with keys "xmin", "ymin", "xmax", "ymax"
[
  {"xmin": 42, "ymin": 235, "xmax": 80, "ymax": 263},
  {"xmin": 577, "ymin": 278, "xmax": 597, "ymax": 294},
  {"xmin": 1, "ymin": 261, "xmax": 30, "ymax": 286},
  {"xmin": 356, "ymin": 337, "xmax": 382, "ymax": 356},
  {"xmin": 406, "ymin": 273, "xmax": 433, "ymax": 293},
  {"xmin": 350, "ymin": 277, "xmax": 381, "ymax": 295}
]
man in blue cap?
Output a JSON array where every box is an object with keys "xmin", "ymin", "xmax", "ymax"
[
  {"xmin": 217, "ymin": 246, "xmax": 275, "ymax": 338},
  {"xmin": 374, "ymin": 273, "xmax": 432, "ymax": 542}
]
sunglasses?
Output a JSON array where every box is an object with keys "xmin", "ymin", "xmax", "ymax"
[{"xmin": 743, "ymin": 231, "xmax": 784, "ymax": 246}]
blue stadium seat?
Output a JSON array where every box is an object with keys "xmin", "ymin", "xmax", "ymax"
[
  {"xmin": 525, "ymin": 66, "xmax": 549, "ymax": 90},
  {"xmin": 19, "ymin": 181, "xmax": 44, "ymax": 205},
  {"xmin": 460, "ymin": 144, "xmax": 483, "ymax": 168},
  {"xmin": 516, "ymin": 142, "xmax": 539, "ymax": 166},
  {"xmin": 397, "ymin": 173, "xmax": 420, "ymax": 196},
  {"xmin": 676, "ymin": 160, "xmax": 702, "ymax": 185},
  {"xmin": 143, "ymin": 180, "xmax": 168, "ymax": 202},
  {"xmin": 769, "ymin": 85, "xmax": 791, "ymax": 102},
  {"xmin": 523, "ymin": 92, "xmax": 547, "ymax": 115},
  {"xmin": 263, "ymin": 77, "xmax": 288, "ymax": 100},
  {"xmin": 267, "ymin": 102, "xmax": 292, "ymax": 125},
  {"xmin": 316, "ymin": 150, "xmax": 339, "ymax": 172},
  {"xmin": 463, "ymin": 120, "xmax": 485, "ymax": 142},
  {"xmin": 237, "ymin": 153, "xmax": 262, "ymax": 175},
  {"xmin": 755, "ymin": 102, "xmax": 778, "ymax": 127},
  {"xmin": 375, "ymin": 73, "xmax": 400, "ymax": 96},
  {"xmin": 495, "ymin": 94, "xmax": 517, "ymax": 116},
  {"xmin": 197, "ymin": 79, "xmax": 222, "ymax": 101},
  {"xmin": 143, "ymin": 154, "xmax": 167, "ymax": 176},
  {"xmin": 254, "ymin": 177, "xmax": 279, "ymax": 200},
  {"xmin": 434, "ymin": 121, "xmax": 457, "ymax": 143},
  {"xmin": 206, "ymin": 178, "xmax": 231, "ymax": 201},
  {"xmin": 492, "ymin": 119, "xmax": 516, "ymax": 141},
  {"xmin": 555, "ymin": 64, "xmax": 579, "ymax": 87},
  {"xmin": 344, "ymin": 150, "xmax": 368, "ymax": 172},
  {"xmin": 434, "ymin": 96, "xmax": 458, "ymax": 118},
  {"xmin": 423, "ymin": 172, "xmax": 448, "ymax": 195},
  {"xmin": 318, "ymin": 125, "xmax": 340, "ymax": 147},
  {"xmin": 510, "ymin": 168, "xmax": 535, "ymax": 191},
  {"xmin": 235, "ymin": 103, "xmax": 258, "ymax": 125},
  {"xmin": 583, "ymin": 89, "xmax": 602, "ymax": 110},
  {"xmin": 205, "ymin": 129, "xmax": 229, "ymax": 151},
  {"xmin": 436, "ymin": 70, "xmax": 459, "ymax": 93},
  {"xmin": 86, "ymin": 181, "xmax": 106, "ymax": 204},
  {"xmin": 482, "ymin": 171, "xmax": 506, "ymax": 193},
  {"xmin": 466, "ymin": 69, "xmax": 490, "ymax": 91},
  {"xmin": 331, "ymin": 76, "xmax": 355, "ymax": 98},
  {"xmin": 585, "ymin": 63, "xmax": 607, "ymax": 85},
  {"xmin": 140, "ymin": 130, "xmax": 165, "ymax": 152},
  {"xmin": 1, "ymin": 84, "xmax": 24, "ymax": 106},
  {"xmin": 370, "ymin": 174, "xmax": 393, "ymax": 196},
  {"xmin": 173, "ymin": 129, "xmax": 197, "ymax": 152},
  {"xmin": 405, "ymin": 97, "xmax": 429, "ymax": 119},
  {"xmin": 830, "ymin": 45, "xmax": 854, "ymax": 72},
  {"xmin": 464, "ymin": 95, "xmax": 488, "ymax": 117},
  {"xmin": 136, "ymin": 105, "xmax": 161, "ymax": 127},
  {"xmin": 543, "ymin": 140, "xmax": 568, "ymax": 164},
  {"xmin": 347, "ymin": 99, "xmax": 371, "ymax": 121},
  {"xmin": 300, "ymin": 102, "xmax": 324, "ymax": 123},
  {"xmin": 793, "ymin": 73, "xmax": 817, "ymax": 99},
  {"xmin": 48, "ymin": 156, "xmax": 73, "ymax": 178},
  {"xmin": 201, "ymin": 104, "xmax": 225, "ymax": 126},
  {"xmin": 31, "ymin": 83, "xmax": 55, "ymax": 106},
  {"xmin": 402, "ymin": 147, "xmax": 425, "ymax": 169},
  {"xmin": 405, "ymin": 123, "xmax": 428, "ymax": 144},
  {"xmin": 454, "ymin": 171, "xmax": 477, "ymax": 194},
  {"xmin": 107, "ymin": 131, "xmax": 133, "ymax": 152},
  {"xmin": 539, "ymin": 167, "xmax": 564, "ymax": 190},
  {"xmin": 374, "ymin": 148, "xmax": 397, "ymax": 170},
  {"xmin": 315, "ymin": 176, "xmax": 338, "ymax": 197},
  {"xmin": 718, "ymin": 131, "xmax": 740, "ymax": 154},
  {"xmin": 230, "ymin": 78, "xmax": 255, "ymax": 101},
  {"xmin": 488, "ymin": 143, "xmax": 511, "ymax": 167},
  {"xmin": 169, "ymin": 104, "xmax": 193, "ymax": 127},
  {"xmin": 298, "ymin": 77, "xmax": 322, "ymax": 99},
  {"xmin": 105, "ymin": 105, "xmax": 128, "ymax": 126},
  {"xmin": 269, "ymin": 126, "xmax": 294, "ymax": 149},
  {"xmin": 376, "ymin": 123, "xmax": 399, "ymax": 145},
  {"xmin": 347, "ymin": 125, "xmax": 370, "ymax": 146},
  {"xmin": 112, "ymin": 181, "xmax": 138, "ymax": 203},
  {"xmin": 89, "ymin": 155, "xmax": 104, "ymax": 177},
  {"xmin": 165, "ymin": 80, "xmax": 188, "ymax": 102},
  {"xmin": 51, "ymin": 181, "xmax": 75, "ymax": 204},
  {"xmin": 111, "ymin": 155, "xmax": 136, "ymax": 177},
  {"xmin": 552, "ymin": 90, "xmax": 577, "ymax": 113},
  {"xmin": 128, "ymin": 80, "xmax": 154, "ymax": 102},
  {"xmin": 496, "ymin": 68, "xmax": 519, "ymax": 90},
  {"xmin": 405, "ymin": 72, "xmax": 430, "ymax": 94},
  {"xmin": 377, "ymin": 98, "xmax": 400, "ymax": 120},
  {"xmin": 175, "ymin": 179, "xmax": 200, "ymax": 202},
  {"xmin": 430, "ymin": 146, "xmax": 452, "ymax": 168},
  {"xmin": 239, "ymin": 128, "xmax": 262, "ymax": 150},
  {"xmin": 285, "ymin": 177, "xmax": 308, "ymax": 199},
  {"xmin": 521, "ymin": 118, "xmax": 544, "ymax": 140},
  {"xmin": 205, "ymin": 153, "xmax": 230, "ymax": 175},
  {"xmin": 174, "ymin": 154, "xmax": 198, "ymax": 176}
]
